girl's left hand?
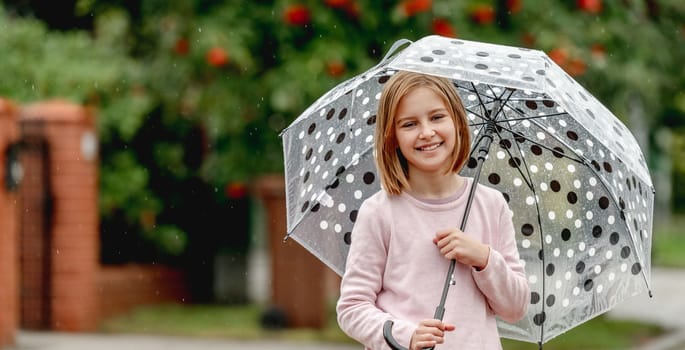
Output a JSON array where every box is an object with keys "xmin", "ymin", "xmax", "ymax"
[{"xmin": 433, "ymin": 228, "xmax": 490, "ymax": 270}]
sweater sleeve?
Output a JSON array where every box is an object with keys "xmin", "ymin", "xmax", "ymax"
[
  {"xmin": 472, "ymin": 195, "xmax": 530, "ymax": 323},
  {"xmin": 336, "ymin": 196, "xmax": 415, "ymax": 349}
]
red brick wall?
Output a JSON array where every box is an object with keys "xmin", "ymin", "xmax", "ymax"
[
  {"xmin": 97, "ymin": 264, "xmax": 190, "ymax": 320},
  {"xmin": 0, "ymin": 98, "xmax": 19, "ymax": 347},
  {"xmin": 19, "ymin": 100, "xmax": 99, "ymax": 332}
]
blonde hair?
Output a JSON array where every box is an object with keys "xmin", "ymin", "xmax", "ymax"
[{"xmin": 374, "ymin": 71, "xmax": 471, "ymax": 195}]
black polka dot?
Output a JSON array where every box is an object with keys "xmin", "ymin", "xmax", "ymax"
[
  {"xmin": 488, "ymin": 173, "xmax": 501, "ymax": 185},
  {"xmin": 338, "ymin": 108, "xmax": 348, "ymax": 120},
  {"xmin": 349, "ymin": 210, "xmax": 358, "ymax": 223},
  {"xmin": 567, "ymin": 131, "xmax": 578, "ymax": 141},
  {"xmin": 335, "ymin": 166, "xmax": 346, "ymax": 176},
  {"xmin": 326, "ymin": 109, "xmax": 336, "ymax": 120},
  {"xmin": 367, "ymin": 115, "xmax": 377, "ymax": 125},
  {"xmin": 546, "ymin": 263, "xmax": 555, "ymax": 276},
  {"xmin": 631, "ymin": 263, "xmax": 642, "ymax": 275},
  {"xmin": 525, "ymin": 100, "xmax": 538, "ymax": 110},
  {"xmin": 599, "ymin": 196, "xmax": 610, "ymax": 209},
  {"xmin": 521, "ymin": 223, "xmax": 534, "ymax": 236},
  {"xmin": 603, "ymin": 162, "xmax": 613, "ymax": 172},
  {"xmin": 584, "ymin": 279, "xmax": 594, "ymax": 291},
  {"xmin": 499, "ymin": 139, "xmax": 512, "ymax": 149},
  {"xmin": 509, "ymin": 157, "xmax": 522, "ymax": 168},
  {"xmin": 308, "ymin": 123, "xmax": 316, "ymax": 134},
  {"xmin": 329, "ymin": 178, "xmax": 340, "ymax": 189},
  {"xmin": 561, "ymin": 228, "xmax": 571, "ymax": 241},
  {"xmin": 534, "ymin": 312, "xmax": 546, "ymax": 325},
  {"xmin": 531, "ymin": 145, "xmax": 543, "ymax": 155},
  {"xmin": 467, "ymin": 157, "xmax": 478, "ymax": 168},
  {"xmin": 591, "ymin": 160, "xmax": 601, "ymax": 171},
  {"xmin": 344, "ymin": 232, "xmax": 352, "ymax": 245},
  {"xmin": 552, "ymin": 147, "xmax": 565, "ymax": 158},
  {"xmin": 421, "ymin": 56, "xmax": 434, "ymax": 62},
  {"xmin": 305, "ymin": 148, "xmax": 313, "ymax": 160},
  {"xmin": 303, "ymin": 171, "xmax": 310, "ymax": 183},
  {"xmin": 550, "ymin": 180, "xmax": 561, "ymax": 192},
  {"xmin": 324, "ymin": 150, "xmax": 333, "ymax": 161},
  {"xmin": 567, "ymin": 191, "xmax": 578, "ymax": 204},
  {"xmin": 576, "ymin": 261, "xmax": 585, "ymax": 274},
  {"xmin": 433, "ymin": 49, "xmax": 446, "ymax": 55},
  {"xmin": 543, "ymin": 100, "xmax": 555, "ymax": 108},
  {"xmin": 363, "ymin": 172, "xmax": 375, "ymax": 184},
  {"xmin": 621, "ymin": 246, "xmax": 631, "ymax": 259},
  {"xmin": 546, "ymin": 295, "xmax": 556, "ymax": 307},
  {"xmin": 301, "ymin": 201, "xmax": 309, "ymax": 213},
  {"xmin": 592, "ymin": 225, "xmax": 603, "ymax": 238},
  {"xmin": 311, "ymin": 203, "xmax": 321, "ymax": 212},
  {"xmin": 531, "ymin": 292, "xmax": 540, "ymax": 304},
  {"xmin": 610, "ymin": 232, "xmax": 620, "ymax": 245},
  {"xmin": 475, "ymin": 63, "xmax": 488, "ymax": 70},
  {"xmin": 336, "ymin": 133, "xmax": 346, "ymax": 144},
  {"xmin": 476, "ymin": 51, "xmax": 489, "ymax": 57}
]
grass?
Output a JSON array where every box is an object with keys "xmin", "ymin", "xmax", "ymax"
[
  {"xmin": 100, "ymin": 214, "xmax": 684, "ymax": 349},
  {"xmin": 651, "ymin": 214, "xmax": 685, "ymax": 268}
]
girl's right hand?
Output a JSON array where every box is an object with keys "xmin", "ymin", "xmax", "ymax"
[{"xmin": 409, "ymin": 319, "xmax": 456, "ymax": 350}]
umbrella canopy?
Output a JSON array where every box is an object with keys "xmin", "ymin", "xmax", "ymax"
[{"xmin": 280, "ymin": 35, "xmax": 654, "ymax": 344}]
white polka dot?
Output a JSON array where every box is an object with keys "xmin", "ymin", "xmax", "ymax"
[
  {"xmin": 567, "ymin": 164, "xmax": 576, "ymax": 173},
  {"xmin": 606, "ymin": 250, "xmax": 613, "ymax": 259},
  {"xmin": 545, "ymin": 235, "xmax": 552, "ymax": 244},
  {"xmin": 334, "ymin": 224, "xmax": 342, "ymax": 233},
  {"xmin": 589, "ymin": 177, "xmax": 597, "ymax": 186},
  {"xmin": 594, "ymin": 265, "xmax": 601, "ymax": 274},
  {"xmin": 338, "ymin": 203, "xmax": 346, "ymax": 212},
  {"xmin": 529, "ymin": 275, "xmax": 538, "ymax": 284},
  {"xmin": 562, "ymin": 298, "xmax": 570, "ymax": 307},
  {"xmin": 609, "ymin": 272, "xmax": 616, "ymax": 281},
  {"xmin": 573, "ymin": 287, "xmax": 580, "ymax": 296},
  {"xmin": 514, "ymin": 178, "xmax": 523, "ymax": 186},
  {"xmin": 597, "ymin": 285, "xmax": 604, "ymax": 293},
  {"xmin": 526, "ymin": 196, "xmax": 535, "ymax": 205},
  {"xmin": 548, "ymin": 211, "xmax": 556, "ymax": 220},
  {"xmin": 346, "ymin": 174, "xmax": 355, "ymax": 183},
  {"xmin": 565, "ymin": 271, "xmax": 572, "ymax": 280},
  {"xmin": 354, "ymin": 190, "xmax": 363, "ymax": 199},
  {"xmin": 579, "ymin": 242, "xmax": 586, "ymax": 251},
  {"xmin": 567, "ymin": 249, "xmax": 574, "ymax": 258},
  {"xmin": 320, "ymin": 221, "xmax": 328, "ymax": 230},
  {"xmin": 553, "ymin": 248, "xmax": 560, "ymax": 257},
  {"xmin": 586, "ymin": 211, "xmax": 594, "ymax": 220},
  {"xmin": 586, "ymin": 191, "xmax": 594, "ymax": 200},
  {"xmin": 566, "ymin": 210, "xmax": 574, "ymax": 219},
  {"xmin": 522, "ymin": 239, "xmax": 531, "ymax": 248},
  {"xmin": 621, "ymin": 263, "xmax": 628, "ymax": 272},
  {"xmin": 556, "ymin": 280, "xmax": 562, "ymax": 289}
]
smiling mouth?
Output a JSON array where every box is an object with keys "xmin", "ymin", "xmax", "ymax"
[{"xmin": 416, "ymin": 142, "xmax": 443, "ymax": 151}]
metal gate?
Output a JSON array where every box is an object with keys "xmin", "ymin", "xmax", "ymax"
[{"xmin": 18, "ymin": 119, "xmax": 53, "ymax": 329}]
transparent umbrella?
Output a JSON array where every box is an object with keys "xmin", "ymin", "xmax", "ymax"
[{"xmin": 280, "ymin": 35, "xmax": 653, "ymax": 346}]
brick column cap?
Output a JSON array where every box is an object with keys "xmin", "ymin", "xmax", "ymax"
[
  {"xmin": 19, "ymin": 99, "xmax": 95, "ymax": 125},
  {"xmin": 0, "ymin": 98, "xmax": 18, "ymax": 120}
]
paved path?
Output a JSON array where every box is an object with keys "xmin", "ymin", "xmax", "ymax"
[
  {"xmin": 5, "ymin": 331, "xmax": 361, "ymax": 350},
  {"xmin": 4, "ymin": 267, "xmax": 684, "ymax": 350}
]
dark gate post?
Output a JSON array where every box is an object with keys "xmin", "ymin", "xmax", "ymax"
[{"xmin": 0, "ymin": 98, "xmax": 20, "ymax": 347}]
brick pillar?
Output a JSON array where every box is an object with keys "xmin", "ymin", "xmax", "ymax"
[
  {"xmin": 20, "ymin": 100, "xmax": 99, "ymax": 332},
  {"xmin": 254, "ymin": 174, "xmax": 326, "ymax": 329},
  {"xmin": 0, "ymin": 98, "xmax": 20, "ymax": 347}
]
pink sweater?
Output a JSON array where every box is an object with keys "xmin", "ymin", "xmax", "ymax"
[{"xmin": 336, "ymin": 177, "xmax": 529, "ymax": 350}]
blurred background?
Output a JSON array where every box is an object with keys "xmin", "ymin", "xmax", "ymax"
[{"xmin": 0, "ymin": 0, "xmax": 684, "ymax": 349}]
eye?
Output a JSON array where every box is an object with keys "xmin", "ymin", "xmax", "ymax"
[
  {"xmin": 432, "ymin": 114, "xmax": 447, "ymax": 121},
  {"xmin": 399, "ymin": 121, "xmax": 416, "ymax": 128}
]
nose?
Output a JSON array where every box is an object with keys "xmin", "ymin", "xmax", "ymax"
[{"xmin": 419, "ymin": 125, "xmax": 436, "ymax": 139}]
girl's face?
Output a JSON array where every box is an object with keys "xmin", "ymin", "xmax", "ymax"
[{"xmin": 394, "ymin": 86, "xmax": 457, "ymax": 176}]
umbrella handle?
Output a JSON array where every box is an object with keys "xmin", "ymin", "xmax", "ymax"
[{"xmin": 383, "ymin": 320, "xmax": 435, "ymax": 350}]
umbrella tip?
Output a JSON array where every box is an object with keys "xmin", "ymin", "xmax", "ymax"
[
  {"xmin": 649, "ymin": 290, "xmax": 654, "ymax": 298},
  {"xmin": 283, "ymin": 234, "xmax": 290, "ymax": 243}
]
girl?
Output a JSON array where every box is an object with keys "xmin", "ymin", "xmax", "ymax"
[{"xmin": 336, "ymin": 71, "xmax": 529, "ymax": 350}]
